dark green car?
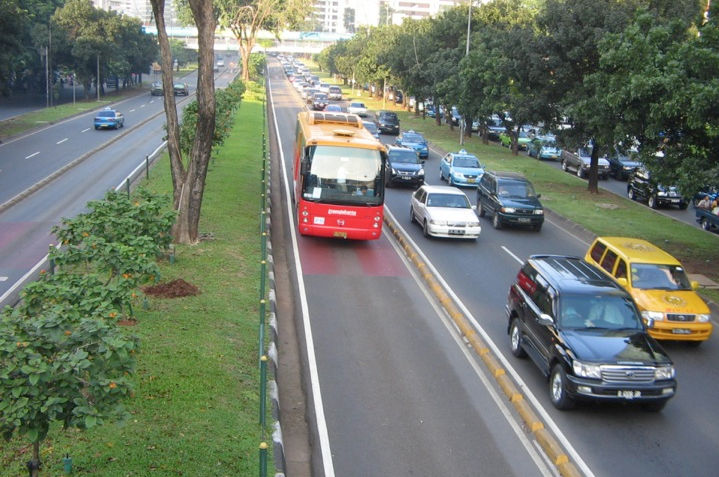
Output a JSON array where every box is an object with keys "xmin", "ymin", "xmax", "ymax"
[{"xmin": 476, "ymin": 170, "xmax": 544, "ymax": 231}]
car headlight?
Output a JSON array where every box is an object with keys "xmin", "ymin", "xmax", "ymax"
[
  {"xmin": 642, "ymin": 310, "xmax": 665, "ymax": 321},
  {"xmin": 453, "ymin": 171, "xmax": 464, "ymax": 178},
  {"xmin": 657, "ymin": 191, "xmax": 668, "ymax": 197},
  {"xmin": 418, "ymin": 168, "xmax": 425, "ymax": 175},
  {"xmin": 573, "ymin": 360, "xmax": 602, "ymax": 379},
  {"xmin": 391, "ymin": 168, "xmax": 398, "ymax": 174},
  {"xmin": 534, "ymin": 209, "xmax": 544, "ymax": 215},
  {"xmin": 500, "ymin": 207, "xmax": 517, "ymax": 213},
  {"xmin": 430, "ymin": 219, "xmax": 448, "ymax": 226},
  {"xmin": 654, "ymin": 365, "xmax": 675, "ymax": 380},
  {"xmin": 697, "ymin": 314, "xmax": 711, "ymax": 323},
  {"xmin": 467, "ymin": 220, "xmax": 480, "ymax": 227}
]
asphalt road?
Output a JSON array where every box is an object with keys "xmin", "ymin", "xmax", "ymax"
[{"xmin": 270, "ymin": 59, "xmax": 719, "ymax": 477}]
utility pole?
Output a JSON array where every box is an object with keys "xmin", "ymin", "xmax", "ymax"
[{"xmin": 97, "ymin": 54, "xmax": 101, "ymax": 102}]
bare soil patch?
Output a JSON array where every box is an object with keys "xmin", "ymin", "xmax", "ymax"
[{"xmin": 143, "ymin": 278, "xmax": 200, "ymax": 298}]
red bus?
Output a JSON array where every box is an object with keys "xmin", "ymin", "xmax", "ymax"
[{"xmin": 293, "ymin": 111, "xmax": 387, "ymax": 240}]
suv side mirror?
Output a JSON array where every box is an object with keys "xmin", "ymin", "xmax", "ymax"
[
  {"xmin": 616, "ymin": 277, "xmax": 628, "ymax": 287},
  {"xmin": 537, "ymin": 313, "xmax": 554, "ymax": 326}
]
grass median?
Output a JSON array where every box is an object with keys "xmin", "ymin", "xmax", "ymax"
[{"xmin": 0, "ymin": 85, "xmax": 274, "ymax": 476}]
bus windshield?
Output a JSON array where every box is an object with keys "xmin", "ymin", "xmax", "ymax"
[{"xmin": 302, "ymin": 145, "xmax": 383, "ymax": 204}]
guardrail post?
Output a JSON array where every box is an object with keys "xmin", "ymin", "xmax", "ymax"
[
  {"xmin": 259, "ymin": 355, "xmax": 267, "ymax": 425},
  {"xmin": 259, "ymin": 442, "xmax": 268, "ymax": 477},
  {"xmin": 125, "ymin": 178, "xmax": 131, "ymax": 199},
  {"xmin": 145, "ymin": 155, "xmax": 150, "ymax": 180}
]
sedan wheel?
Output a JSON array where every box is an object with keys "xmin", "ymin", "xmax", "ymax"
[
  {"xmin": 492, "ymin": 212, "xmax": 503, "ymax": 230},
  {"xmin": 628, "ymin": 188, "xmax": 636, "ymax": 200},
  {"xmin": 561, "ymin": 160, "xmax": 568, "ymax": 172},
  {"xmin": 550, "ymin": 365, "xmax": 575, "ymax": 410},
  {"xmin": 648, "ymin": 195, "xmax": 658, "ymax": 209},
  {"xmin": 422, "ymin": 220, "xmax": 431, "ymax": 238},
  {"xmin": 509, "ymin": 320, "xmax": 527, "ymax": 358},
  {"xmin": 409, "ymin": 206, "xmax": 416, "ymax": 224},
  {"xmin": 701, "ymin": 218, "xmax": 710, "ymax": 230},
  {"xmin": 576, "ymin": 167, "xmax": 584, "ymax": 178},
  {"xmin": 439, "ymin": 169, "xmax": 444, "ymax": 181}
]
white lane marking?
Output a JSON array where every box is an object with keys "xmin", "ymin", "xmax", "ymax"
[
  {"xmin": 270, "ymin": 75, "xmax": 336, "ymax": 477},
  {"xmin": 0, "ymin": 277, "xmax": 8, "ymax": 282},
  {"xmin": 502, "ymin": 245, "xmax": 524, "ymax": 265},
  {"xmin": 56, "ymin": 138, "xmax": 68, "ymax": 144},
  {"xmin": 25, "ymin": 152, "xmax": 40, "ymax": 159},
  {"xmin": 388, "ymin": 217, "xmax": 597, "ymax": 477},
  {"xmin": 81, "ymin": 128, "xmax": 92, "ymax": 132},
  {"xmin": 129, "ymin": 109, "xmax": 136, "ymax": 112}
]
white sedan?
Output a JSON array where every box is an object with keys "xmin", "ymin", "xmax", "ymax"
[
  {"xmin": 347, "ymin": 101, "xmax": 368, "ymax": 117},
  {"xmin": 409, "ymin": 185, "xmax": 481, "ymax": 239}
]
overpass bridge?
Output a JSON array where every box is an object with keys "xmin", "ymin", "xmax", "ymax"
[{"xmin": 143, "ymin": 27, "xmax": 353, "ymax": 55}]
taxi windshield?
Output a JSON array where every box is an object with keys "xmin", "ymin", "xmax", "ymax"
[{"xmin": 630, "ymin": 264, "xmax": 692, "ymax": 291}]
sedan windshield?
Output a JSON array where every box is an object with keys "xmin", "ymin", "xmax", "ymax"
[
  {"xmin": 453, "ymin": 156, "xmax": 480, "ymax": 168},
  {"xmin": 427, "ymin": 193, "xmax": 470, "ymax": 208}
]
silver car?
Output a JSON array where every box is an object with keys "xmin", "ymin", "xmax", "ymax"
[{"xmin": 409, "ymin": 185, "xmax": 481, "ymax": 239}]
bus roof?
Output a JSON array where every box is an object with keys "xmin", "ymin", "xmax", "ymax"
[{"xmin": 298, "ymin": 111, "xmax": 386, "ymax": 150}]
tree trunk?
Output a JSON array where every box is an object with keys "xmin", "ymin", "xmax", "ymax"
[
  {"xmin": 239, "ymin": 38, "xmax": 254, "ymax": 82},
  {"xmin": 588, "ymin": 142, "xmax": 600, "ymax": 194},
  {"xmin": 150, "ymin": 0, "xmax": 185, "ymax": 208},
  {"xmin": 173, "ymin": 0, "xmax": 217, "ymax": 244},
  {"xmin": 28, "ymin": 441, "xmax": 40, "ymax": 477}
]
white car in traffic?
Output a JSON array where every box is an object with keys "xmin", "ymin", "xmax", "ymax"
[{"xmin": 409, "ymin": 185, "xmax": 481, "ymax": 239}]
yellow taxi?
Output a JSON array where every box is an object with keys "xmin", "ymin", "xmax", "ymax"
[{"xmin": 585, "ymin": 237, "xmax": 713, "ymax": 344}]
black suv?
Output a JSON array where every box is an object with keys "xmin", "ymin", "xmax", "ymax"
[
  {"xmin": 627, "ymin": 167, "xmax": 688, "ymax": 209},
  {"xmin": 476, "ymin": 171, "xmax": 544, "ymax": 231},
  {"xmin": 376, "ymin": 110, "xmax": 400, "ymax": 135},
  {"xmin": 506, "ymin": 255, "xmax": 676, "ymax": 411},
  {"xmin": 384, "ymin": 145, "xmax": 425, "ymax": 188}
]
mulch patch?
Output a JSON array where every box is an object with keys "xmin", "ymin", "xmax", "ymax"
[{"xmin": 143, "ymin": 278, "xmax": 200, "ymax": 298}]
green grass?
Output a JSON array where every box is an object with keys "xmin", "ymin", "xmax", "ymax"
[{"xmin": 0, "ymin": 88, "xmax": 273, "ymax": 476}]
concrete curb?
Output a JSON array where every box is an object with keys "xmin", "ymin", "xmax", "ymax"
[{"xmin": 384, "ymin": 213, "xmax": 584, "ymax": 477}]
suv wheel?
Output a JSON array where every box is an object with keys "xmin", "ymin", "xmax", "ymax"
[
  {"xmin": 477, "ymin": 201, "xmax": 486, "ymax": 217},
  {"xmin": 628, "ymin": 188, "xmax": 636, "ymax": 200},
  {"xmin": 492, "ymin": 212, "xmax": 503, "ymax": 230},
  {"xmin": 576, "ymin": 167, "xmax": 584, "ymax": 179},
  {"xmin": 679, "ymin": 201, "xmax": 688, "ymax": 210},
  {"xmin": 648, "ymin": 195, "xmax": 658, "ymax": 209},
  {"xmin": 561, "ymin": 160, "xmax": 568, "ymax": 172},
  {"xmin": 509, "ymin": 319, "xmax": 527, "ymax": 358},
  {"xmin": 550, "ymin": 364, "xmax": 575, "ymax": 410}
]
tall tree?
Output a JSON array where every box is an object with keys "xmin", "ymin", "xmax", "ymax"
[
  {"xmin": 215, "ymin": 0, "xmax": 312, "ymax": 82},
  {"xmin": 150, "ymin": 0, "xmax": 217, "ymax": 244}
]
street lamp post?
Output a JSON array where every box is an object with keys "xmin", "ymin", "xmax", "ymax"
[{"xmin": 44, "ymin": 47, "xmax": 49, "ymax": 108}]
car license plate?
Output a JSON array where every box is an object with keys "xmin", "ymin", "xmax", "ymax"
[
  {"xmin": 518, "ymin": 218, "xmax": 530, "ymax": 223},
  {"xmin": 401, "ymin": 177, "xmax": 411, "ymax": 180},
  {"xmin": 333, "ymin": 231, "xmax": 347, "ymax": 238},
  {"xmin": 448, "ymin": 229, "xmax": 465, "ymax": 235},
  {"xmin": 670, "ymin": 198, "xmax": 679, "ymax": 203},
  {"xmin": 672, "ymin": 328, "xmax": 691, "ymax": 334},
  {"xmin": 468, "ymin": 179, "xmax": 476, "ymax": 183},
  {"xmin": 618, "ymin": 390, "xmax": 641, "ymax": 399},
  {"xmin": 550, "ymin": 155, "xmax": 557, "ymax": 159}
]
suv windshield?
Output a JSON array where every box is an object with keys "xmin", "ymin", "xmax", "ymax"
[
  {"xmin": 559, "ymin": 294, "xmax": 643, "ymax": 330},
  {"xmin": 498, "ymin": 180, "xmax": 537, "ymax": 198},
  {"xmin": 630, "ymin": 263, "xmax": 693, "ymax": 291},
  {"xmin": 390, "ymin": 150, "xmax": 420, "ymax": 164},
  {"xmin": 380, "ymin": 112, "xmax": 398, "ymax": 120}
]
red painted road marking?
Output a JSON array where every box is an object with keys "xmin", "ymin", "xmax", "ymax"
[{"xmin": 299, "ymin": 236, "xmax": 408, "ymax": 277}]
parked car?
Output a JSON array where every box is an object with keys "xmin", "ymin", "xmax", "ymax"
[
  {"xmin": 362, "ymin": 120, "xmax": 380, "ymax": 140},
  {"xmin": 606, "ymin": 146, "xmax": 641, "ymax": 180},
  {"xmin": 499, "ymin": 129, "xmax": 532, "ymax": 150},
  {"xmin": 476, "ymin": 171, "xmax": 544, "ymax": 231},
  {"xmin": 627, "ymin": 167, "xmax": 688, "ymax": 209},
  {"xmin": 347, "ymin": 102, "xmax": 368, "ymax": 117},
  {"xmin": 486, "ymin": 116, "xmax": 506, "ymax": 141},
  {"xmin": 376, "ymin": 110, "xmax": 400, "ymax": 135},
  {"xmin": 527, "ymin": 137, "xmax": 561, "ymax": 161},
  {"xmin": 173, "ymin": 82, "xmax": 189, "ymax": 96},
  {"xmin": 696, "ymin": 207, "xmax": 719, "ymax": 231},
  {"xmin": 394, "ymin": 130, "xmax": 429, "ymax": 158},
  {"xmin": 328, "ymin": 85, "xmax": 342, "ymax": 100},
  {"xmin": 150, "ymin": 82, "xmax": 164, "ymax": 96},
  {"xmin": 439, "ymin": 149, "xmax": 484, "ymax": 187},
  {"xmin": 385, "ymin": 145, "xmax": 425, "ymax": 188},
  {"xmin": 585, "ymin": 236, "xmax": 713, "ymax": 344},
  {"xmin": 561, "ymin": 146, "xmax": 610, "ymax": 179},
  {"xmin": 507, "ymin": 254, "xmax": 676, "ymax": 411},
  {"xmin": 93, "ymin": 108, "xmax": 124, "ymax": 130},
  {"xmin": 409, "ymin": 185, "xmax": 481, "ymax": 239},
  {"xmin": 426, "ymin": 104, "xmax": 443, "ymax": 119},
  {"xmin": 311, "ymin": 92, "xmax": 329, "ymax": 111}
]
